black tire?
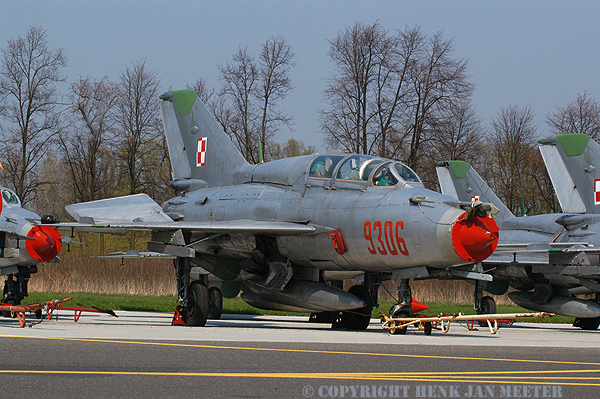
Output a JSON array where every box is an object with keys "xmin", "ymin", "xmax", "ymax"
[
  {"xmin": 207, "ymin": 287, "xmax": 223, "ymax": 320},
  {"xmin": 340, "ymin": 285, "xmax": 372, "ymax": 330},
  {"xmin": 478, "ymin": 296, "xmax": 496, "ymax": 327},
  {"xmin": 186, "ymin": 282, "xmax": 209, "ymax": 326},
  {"xmin": 577, "ymin": 317, "xmax": 600, "ymax": 330},
  {"xmin": 423, "ymin": 321, "xmax": 432, "ymax": 336},
  {"xmin": 390, "ymin": 311, "xmax": 409, "ymax": 335}
]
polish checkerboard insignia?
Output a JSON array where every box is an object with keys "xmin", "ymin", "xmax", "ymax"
[{"xmin": 197, "ymin": 137, "xmax": 207, "ymax": 167}]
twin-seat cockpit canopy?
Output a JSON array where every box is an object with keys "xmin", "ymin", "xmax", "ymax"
[
  {"xmin": 308, "ymin": 154, "xmax": 421, "ymax": 187},
  {"xmin": 1, "ymin": 188, "xmax": 21, "ymax": 207}
]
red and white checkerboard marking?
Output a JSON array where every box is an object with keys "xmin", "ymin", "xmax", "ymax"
[
  {"xmin": 197, "ymin": 137, "xmax": 207, "ymax": 167},
  {"xmin": 470, "ymin": 195, "xmax": 480, "ymax": 202},
  {"xmin": 595, "ymin": 179, "xmax": 600, "ymax": 205}
]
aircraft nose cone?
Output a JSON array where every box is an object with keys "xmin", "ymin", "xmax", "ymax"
[
  {"xmin": 25, "ymin": 225, "xmax": 62, "ymax": 262},
  {"xmin": 451, "ymin": 212, "xmax": 499, "ymax": 262}
]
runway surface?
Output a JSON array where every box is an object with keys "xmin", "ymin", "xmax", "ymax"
[{"xmin": 1, "ymin": 311, "xmax": 599, "ymax": 398}]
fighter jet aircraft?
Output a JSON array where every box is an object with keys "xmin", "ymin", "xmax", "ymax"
[
  {"xmin": 0, "ymin": 185, "xmax": 62, "ymax": 314},
  {"xmin": 538, "ymin": 133, "xmax": 600, "ymax": 214},
  {"xmin": 54, "ymin": 89, "xmax": 499, "ymax": 329},
  {"xmin": 437, "ymin": 153, "xmax": 600, "ymax": 330}
]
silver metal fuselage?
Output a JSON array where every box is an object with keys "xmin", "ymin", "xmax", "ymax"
[{"xmin": 163, "ymin": 155, "xmax": 468, "ymax": 273}]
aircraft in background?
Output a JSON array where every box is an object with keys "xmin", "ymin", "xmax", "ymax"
[
  {"xmin": 0, "ymin": 185, "xmax": 63, "ymax": 315},
  {"xmin": 53, "ymin": 89, "xmax": 499, "ymax": 330},
  {"xmin": 437, "ymin": 149, "xmax": 600, "ymax": 330}
]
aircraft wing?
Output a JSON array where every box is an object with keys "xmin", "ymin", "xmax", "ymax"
[
  {"xmin": 60, "ymin": 193, "xmax": 329, "ymax": 235},
  {"xmin": 58, "ymin": 193, "xmax": 329, "ymax": 235},
  {"xmin": 54, "ymin": 219, "xmax": 327, "ymax": 235}
]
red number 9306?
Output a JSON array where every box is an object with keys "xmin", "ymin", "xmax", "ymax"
[{"xmin": 363, "ymin": 221, "xmax": 409, "ymax": 256}]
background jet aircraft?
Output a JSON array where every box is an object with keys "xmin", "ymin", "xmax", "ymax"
[
  {"xmin": 437, "ymin": 158, "xmax": 600, "ymax": 330},
  {"xmin": 0, "ymin": 185, "xmax": 63, "ymax": 315},
  {"xmin": 55, "ymin": 90, "xmax": 499, "ymax": 329},
  {"xmin": 539, "ymin": 133, "xmax": 600, "ymax": 215}
]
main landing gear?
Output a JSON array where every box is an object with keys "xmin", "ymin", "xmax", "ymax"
[
  {"xmin": 2, "ymin": 272, "xmax": 31, "ymax": 318},
  {"xmin": 312, "ymin": 274, "xmax": 381, "ymax": 330},
  {"xmin": 388, "ymin": 279, "xmax": 413, "ymax": 335},
  {"xmin": 173, "ymin": 257, "xmax": 224, "ymax": 326},
  {"xmin": 338, "ymin": 273, "xmax": 381, "ymax": 330},
  {"xmin": 574, "ymin": 294, "xmax": 600, "ymax": 330},
  {"xmin": 474, "ymin": 280, "xmax": 496, "ymax": 327}
]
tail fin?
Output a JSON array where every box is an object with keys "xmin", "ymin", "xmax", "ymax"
[
  {"xmin": 159, "ymin": 90, "xmax": 249, "ymax": 187},
  {"xmin": 436, "ymin": 160, "xmax": 514, "ymax": 226},
  {"xmin": 538, "ymin": 133, "xmax": 600, "ymax": 214}
]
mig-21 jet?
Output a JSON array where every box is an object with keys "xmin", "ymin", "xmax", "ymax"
[
  {"xmin": 0, "ymin": 185, "xmax": 62, "ymax": 315},
  {"xmin": 437, "ymin": 137, "xmax": 600, "ymax": 330},
  {"xmin": 54, "ymin": 90, "xmax": 499, "ymax": 329}
]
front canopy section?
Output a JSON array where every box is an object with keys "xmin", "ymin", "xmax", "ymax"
[{"xmin": 307, "ymin": 155, "xmax": 423, "ymax": 187}]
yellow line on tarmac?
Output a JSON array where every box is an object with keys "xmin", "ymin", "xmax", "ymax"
[
  {"xmin": 2, "ymin": 334, "xmax": 600, "ymax": 367},
  {"xmin": 0, "ymin": 370, "xmax": 598, "ymax": 387}
]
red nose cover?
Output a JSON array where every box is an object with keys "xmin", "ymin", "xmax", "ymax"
[
  {"xmin": 26, "ymin": 226, "xmax": 62, "ymax": 262},
  {"xmin": 451, "ymin": 212, "xmax": 499, "ymax": 263},
  {"xmin": 411, "ymin": 299, "xmax": 429, "ymax": 314}
]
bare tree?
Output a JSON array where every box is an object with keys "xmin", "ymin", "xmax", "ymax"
[
  {"xmin": 419, "ymin": 100, "xmax": 484, "ymax": 188},
  {"xmin": 218, "ymin": 38, "xmax": 296, "ymax": 163},
  {"xmin": 257, "ymin": 36, "xmax": 295, "ymax": 160},
  {"xmin": 0, "ymin": 26, "xmax": 66, "ymax": 204},
  {"xmin": 186, "ymin": 77, "xmax": 215, "ymax": 104},
  {"xmin": 372, "ymin": 26, "xmax": 423, "ymax": 158},
  {"xmin": 546, "ymin": 92, "xmax": 600, "ymax": 140},
  {"xmin": 59, "ymin": 77, "xmax": 118, "ymax": 202},
  {"xmin": 219, "ymin": 48, "xmax": 259, "ymax": 162},
  {"xmin": 322, "ymin": 22, "xmax": 390, "ymax": 154},
  {"xmin": 321, "ymin": 23, "xmax": 472, "ymax": 176},
  {"xmin": 486, "ymin": 105, "xmax": 540, "ymax": 215},
  {"xmin": 114, "ymin": 59, "xmax": 164, "ymax": 195},
  {"xmin": 401, "ymin": 31, "xmax": 472, "ymax": 170}
]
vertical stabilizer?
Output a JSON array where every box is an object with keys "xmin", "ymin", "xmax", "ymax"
[
  {"xmin": 436, "ymin": 160, "xmax": 514, "ymax": 227},
  {"xmin": 159, "ymin": 90, "xmax": 249, "ymax": 187},
  {"xmin": 539, "ymin": 133, "xmax": 600, "ymax": 214}
]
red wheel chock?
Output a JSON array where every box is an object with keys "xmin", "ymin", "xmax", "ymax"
[{"xmin": 171, "ymin": 305, "xmax": 187, "ymax": 326}]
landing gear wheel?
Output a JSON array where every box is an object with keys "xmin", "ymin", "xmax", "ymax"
[
  {"xmin": 389, "ymin": 311, "xmax": 409, "ymax": 335},
  {"xmin": 185, "ymin": 282, "xmax": 209, "ymax": 326},
  {"xmin": 575, "ymin": 317, "xmax": 600, "ymax": 330},
  {"xmin": 207, "ymin": 287, "xmax": 223, "ymax": 320},
  {"xmin": 478, "ymin": 296, "xmax": 496, "ymax": 327},
  {"xmin": 340, "ymin": 285, "xmax": 372, "ymax": 330}
]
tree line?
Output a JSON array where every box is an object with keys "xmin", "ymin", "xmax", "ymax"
[{"xmin": 1, "ymin": 24, "xmax": 600, "ymax": 220}]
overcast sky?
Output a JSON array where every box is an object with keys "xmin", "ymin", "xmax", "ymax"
[{"xmin": 2, "ymin": 0, "xmax": 599, "ymax": 151}]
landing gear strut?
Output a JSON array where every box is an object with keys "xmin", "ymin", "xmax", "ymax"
[
  {"xmin": 389, "ymin": 279, "xmax": 413, "ymax": 335},
  {"xmin": 474, "ymin": 280, "xmax": 496, "ymax": 327},
  {"xmin": 2, "ymin": 273, "xmax": 30, "ymax": 318}
]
